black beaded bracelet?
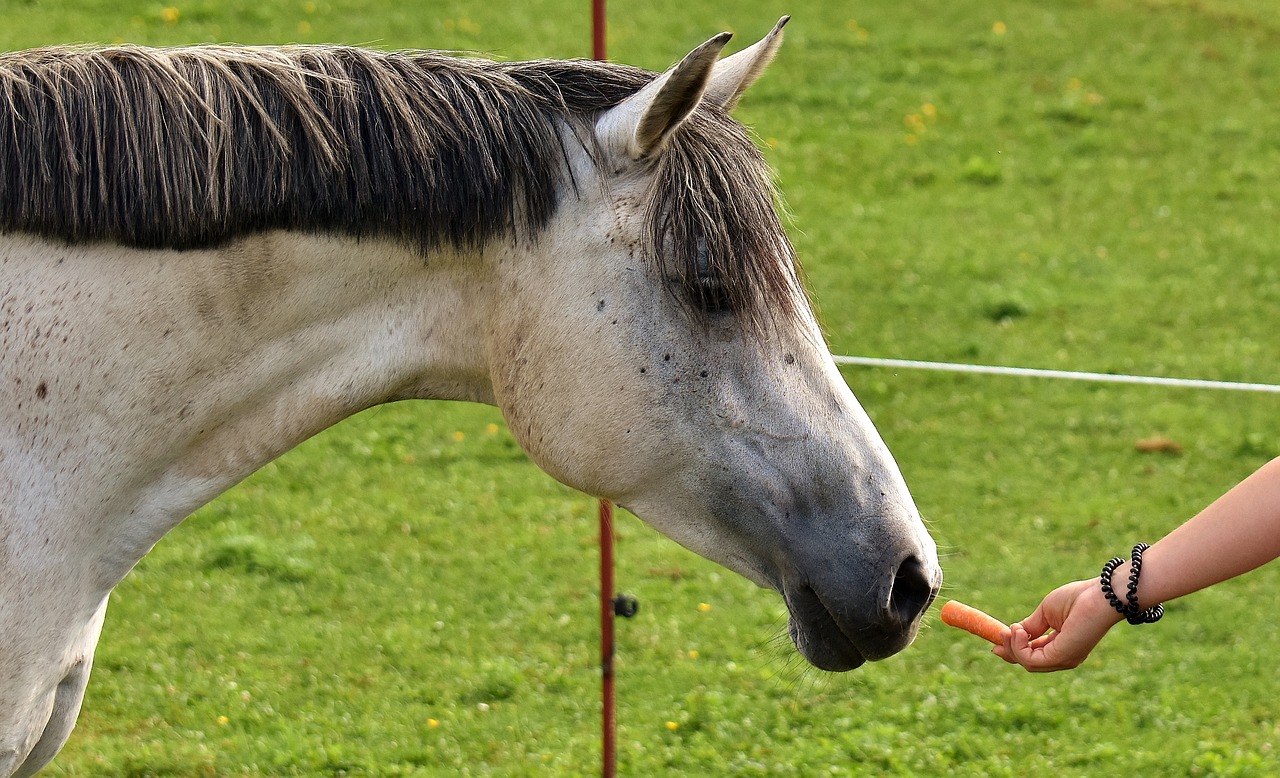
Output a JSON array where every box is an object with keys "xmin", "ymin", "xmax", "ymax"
[
  {"xmin": 1099, "ymin": 555, "xmax": 1127, "ymax": 615},
  {"xmin": 1099, "ymin": 544, "xmax": 1164, "ymax": 625}
]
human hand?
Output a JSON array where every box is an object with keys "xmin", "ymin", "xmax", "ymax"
[{"xmin": 992, "ymin": 578, "xmax": 1125, "ymax": 672}]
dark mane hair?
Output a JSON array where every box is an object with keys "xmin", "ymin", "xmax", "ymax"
[{"xmin": 0, "ymin": 44, "xmax": 802, "ymax": 325}]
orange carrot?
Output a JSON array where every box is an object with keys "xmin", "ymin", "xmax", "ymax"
[{"xmin": 940, "ymin": 600, "xmax": 1010, "ymax": 645}]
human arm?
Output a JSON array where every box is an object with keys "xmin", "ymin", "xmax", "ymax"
[{"xmin": 994, "ymin": 455, "xmax": 1280, "ymax": 671}]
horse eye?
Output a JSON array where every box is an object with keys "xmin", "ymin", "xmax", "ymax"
[
  {"xmin": 692, "ymin": 237, "xmax": 732, "ymax": 314},
  {"xmin": 693, "ymin": 273, "xmax": 732, "ymax": 313}
]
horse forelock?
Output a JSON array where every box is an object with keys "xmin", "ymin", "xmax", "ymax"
[
  {"xmin": 0, "ymin": 43, "xmax": 802, "ymax": 328},
  {"xmin": 647, "ymin": 109, "xmax": 806, "ymax": 333}
]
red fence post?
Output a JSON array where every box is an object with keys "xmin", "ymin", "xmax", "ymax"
[
  {"xmin": 599, "ymin": 498, "xmax": 617, "ymax": 777},
  {"xmin": 591, "ymin": 5, "xmax": 616, "ymax": 775}
]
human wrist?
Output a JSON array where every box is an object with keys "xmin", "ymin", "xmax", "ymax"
[
  {"xmin": 1090, "ymin": 574, "xmax": 1127, "ymax": 627},
  {"xmin": 1099, "ymin": 546, "xmax": 1165, "ymax": 624}
]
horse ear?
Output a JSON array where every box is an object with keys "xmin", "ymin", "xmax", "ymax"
[
  {"xmin": 598, "ymin": 31, "xmax": 732, "ymax": 160},
  {"xmin": 703, "ymin": 16, "xmax": 788, "ymax": 112}
]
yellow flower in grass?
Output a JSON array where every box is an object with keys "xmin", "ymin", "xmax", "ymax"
[
  {"xmin": 992, "ymin": 21, "xmax": 1007, "ymax": 36},
  {"xmin": 216, "ymin": 715, "xmax": 229, "ymax": 726},
  {"xmin": 665, "ymin": 721, "xmax": 679, "ymax": 731},
  {"xmin": 452, "ymin": 431, "xmax": 465, "ymax": 442},
  {"xmin": 446, "ymin": 18, "xmax": 481, "ymax": 34},
  {"xmin": 160, "ymin": 6, "xmax": 180, "ymax": 24}
]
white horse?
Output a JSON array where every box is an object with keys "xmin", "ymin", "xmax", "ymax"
[{"xmin": 0, "ymin": 19, "xmax": 940, "ymax": 776}]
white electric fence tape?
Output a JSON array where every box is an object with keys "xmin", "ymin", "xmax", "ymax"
[{"xmin": 832, "ymin": 355, "xmax": 1280, "ymax": 395}]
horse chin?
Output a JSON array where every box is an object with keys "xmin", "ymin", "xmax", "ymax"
[
  {"xmin": 788, "ymin": 616, "xmax": 868, "ymax": 672},
  {"xmin": 783, "ymin": 583, "xmax": 918, "ymax": 672}
]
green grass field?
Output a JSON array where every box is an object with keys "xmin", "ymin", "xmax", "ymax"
[{"xmin": 5, "ymin": 0, "xmax": 1280, "ymax": 774}]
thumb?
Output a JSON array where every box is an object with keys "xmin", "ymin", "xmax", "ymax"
[{"xmin": 992, "ymin": 621, "xmax": 1024, "ymax": 664}]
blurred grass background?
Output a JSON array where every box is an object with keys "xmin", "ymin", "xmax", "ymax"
[{"xmin": 4, "ymin": 0, "xmax": 1280, "ymax": 774}]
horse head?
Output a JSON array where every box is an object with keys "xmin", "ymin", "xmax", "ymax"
[{"xmin": 487, "ymin": 18, "xmax": 942, "ymax": 670}]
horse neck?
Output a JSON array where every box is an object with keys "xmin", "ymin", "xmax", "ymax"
[{"xmin": 1, "ymin": 230, "xmax": 495, "ymax": 591}]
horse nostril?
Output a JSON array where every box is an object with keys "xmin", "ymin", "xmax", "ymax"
[{"xmin": 888, "ymin": 555, "xmax": 938, "ymax": 626}]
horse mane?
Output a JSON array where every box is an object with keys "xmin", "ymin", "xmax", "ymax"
[{"xmin": 0, "ymin": 44, "xmax": 802, "ymax": 326}]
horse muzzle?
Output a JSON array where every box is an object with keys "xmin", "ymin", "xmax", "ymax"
[{"xmin": 782, "ymin": 554, "xmax": 942, "ymax": 672}]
